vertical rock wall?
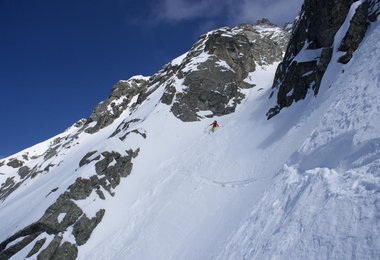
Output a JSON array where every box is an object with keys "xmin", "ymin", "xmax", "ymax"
[{"xmin": 267, "ymin": 0, "xmax": 379, "ymax": 119}]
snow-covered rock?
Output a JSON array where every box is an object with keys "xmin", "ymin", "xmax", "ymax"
[
  {"xmin": 267, "ymin": 0, "xmax": 380, "ymax": 119},
  {"xmin": 0, "ymin": 2, "xmax": 379, "ymax": 259}
]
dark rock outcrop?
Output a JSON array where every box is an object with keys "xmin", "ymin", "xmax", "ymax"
[
  {"xmin": 338, "ymin": 1, "xmax": 370, "ymax": 63},
  {"xmin": 109, "ymin": 118, "xmax": 142, "ymax": 139},
  {"xmin": 162, "ymin": 22, "xmax": 289, "ymax": 122},
  {"xmin": 268, "ymin": 0, "xmax": 380, "ymax": 119},
  {"xmin": 6, "ymin": 158, "xmax": 23, "ymax": 168},
  {"xmin": 172, "ymin": 63, "xmax": 243, "ymax": 121},
  {"xmin": 0, "ymin": 149, "xmax": 138, "ymax": 259},
  {"xmin": 85, "ymin": 78, "xmax": 149, "ymax": 134},
  {"xmin": 45, "ymin": 187, "xmax": 59, "ymax": 198},
  {"xmin": 79, "ymin": 151, "xmax": 100, "ymax": 167},
  {"xmin": 52, "ymin": 241, "xmax": 78, "ymax": 260},
  {"xmin": 18, "ymin": 165, "xmax": 30, "ymax": 179},
  {"xmin": 0, "ymin": 232, "xmax": 41, "ymax": 259},
  {"xmin": 33, "ymin": 236, "xmax": 78, "ymax": 260},
  {"xmin": 72, "ymin": 209, "xmax": 105, "ymax": 245},
  {"xmin": 26, "ymin": 238, "xmax": 46, "ymax": 258},
  {"xmin": 0, "ymin": 177, "xmax": 22, "ymax": 202},
  {"xmin": 36, "ymin": 236, "xmax": 63, "ymax": 259}
]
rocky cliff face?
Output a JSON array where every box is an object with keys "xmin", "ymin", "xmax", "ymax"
[
  {"xmin": 0, "ymin": 20, "xmax": 289, "ymax": 259},
  {"xmin": 267, "ymin": 0, "xmax": 380, "ymax": 119},
  {"xmin": 81, "ymin": 20, "xmax": 289, "ymax": 130},
  {"xmin": 84, "ymin": 77, "xmax": 149, "ymax": 134},
  {"xmin": 164, "ymin": 21, "xmax": 289, "ymax": 122},
  {"xmin": 1, "ymin": 4, "xmax": 379, "ymax": 257}
]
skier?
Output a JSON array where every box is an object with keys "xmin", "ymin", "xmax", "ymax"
[{"xmin": 210, "ymin": 120, "xmax": 219, "ymax": 133}]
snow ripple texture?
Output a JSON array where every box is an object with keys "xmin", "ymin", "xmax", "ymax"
[{"xmin": 218, "ymin": 21, "xmax": 380, "ymax": 260}]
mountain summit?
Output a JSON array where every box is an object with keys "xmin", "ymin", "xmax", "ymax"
[
  {"xmin": 0, "ymin": 22, "xmax": 290, "ymax": 259},
  {"xmin": 1, "ymin": 1, "xmax": 380, "ymax": 259}
]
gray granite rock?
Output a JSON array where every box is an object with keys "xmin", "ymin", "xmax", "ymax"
[
  {"xmin": 37, "ymin": 236, "xmax": 62, "ymax": 259},
  {"xmin": 39, "ymin": 195, "xmax": 84, "ymax": 233},
  {"xmin": 6, "ymin": 158, "xmax": 23, "ymax": 168},
  {"xmin": 67, "ymin": 178, "xmax": 93, "ymax": 200},
  {"xmin": 338, "ymin": 1, "xmax": 370, "ymax": 63},
  {"xmin": 26, "ymin": 238, "xmax": 46, "ymax": 258},
  {"xmin": 85, "ymin": 78, "xmax": 149, "ymax": 134},
  {"xmin": 0, "ymin": 233, "xmax": 40, "ymax": 259},
  {"xmin": 0, "ymin": 177, "xmax": 22, "ymax": 202},
  {"xmin": 44, "ymin": 146, "xmax": 59, "ymax": 160},
  {"xmin": 109, "ymin": 118, "xmax": 142, "ymax": 138},
  {"xmin": 165, "ymin": 23, "xmax": 289, "ymax": 122},
  {"xmin": 52, "ymin": 241, "xmax": 78, "ymax": 260},
  {"xmin": 79, "ymin": 151, "xmax": 100, "ymax": 167},
  {"xmin": 73, "ymin": 209, "xmax": 105, "ymax": 246},
  {"xmin": 267, "ymin": 0, "xmax": 379, "ymax": 119},
  {"xmin": 120, "ymin": 129, "xmax": 147, "ymax": 141},
  {"xmin": 18, "ymin": 166, "xmax": 30, "ymax": 179}
]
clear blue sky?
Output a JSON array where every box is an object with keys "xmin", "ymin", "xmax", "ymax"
[{"xmin": 0, "ymin": 0, "xmax": 302, "ymax": 157}]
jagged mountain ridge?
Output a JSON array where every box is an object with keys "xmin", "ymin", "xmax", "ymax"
[
  {"xmin": 86, "ymin": 21, "xmax": 289, "ymax": 128},
  {"xmin": 0, "ymin": 1, "xmax": 379, "ymax": 258},
  {"xmin": 0, "ymin": 21, "xmax": 290, "ymax": 259}
]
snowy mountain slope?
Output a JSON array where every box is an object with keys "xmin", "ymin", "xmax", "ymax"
[
  {"xmin": 76, "ymin": 63, "xmax": 293, "ymax": 260},
  {"xmin": 0, "ymin": 3, "xmax": 379, "ymax": 259},
  {"xmin": 0, "ymin": 22, "xmax": 291, "ymax": 259},
  {"xmin": 218, "ymin": 17, "xmax": 380, "ymax": 260},
  {"xmin": 85, "ymin": 15, "xmax": 380, "ymax": 258}
]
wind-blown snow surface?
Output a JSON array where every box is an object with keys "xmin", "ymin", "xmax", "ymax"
[
  {"xmin": 218, "ymin": 21, "xmax": 380, "ymax": 260},
  {"xmin": 80, "ymin": 22, "xmax": 380, "ymax": 260},
  {"xmin": 83, "ymin": 20, "xmax": 377, "ymax": 259},
  {"xmin": 1, "ymin": 21, "xmax": 379, "ymax": 260}
]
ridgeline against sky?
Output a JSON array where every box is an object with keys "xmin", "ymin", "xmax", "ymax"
[{"xmin": 0, "ymin": 0, "xmax": 302, "ymax": 157}]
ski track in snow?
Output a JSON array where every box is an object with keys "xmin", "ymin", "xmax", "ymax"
[
  {"xmin": 195, "ymin": 176, "xmax": 258, "ymax": 188},
  {"xmin": 73, "ymin": 61, "xmax": 290, "ymax": 260}
]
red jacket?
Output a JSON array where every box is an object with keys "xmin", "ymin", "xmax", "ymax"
[{"xmin": 211, "ymin": 121, "xmax": 219, "ymax": 127}]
